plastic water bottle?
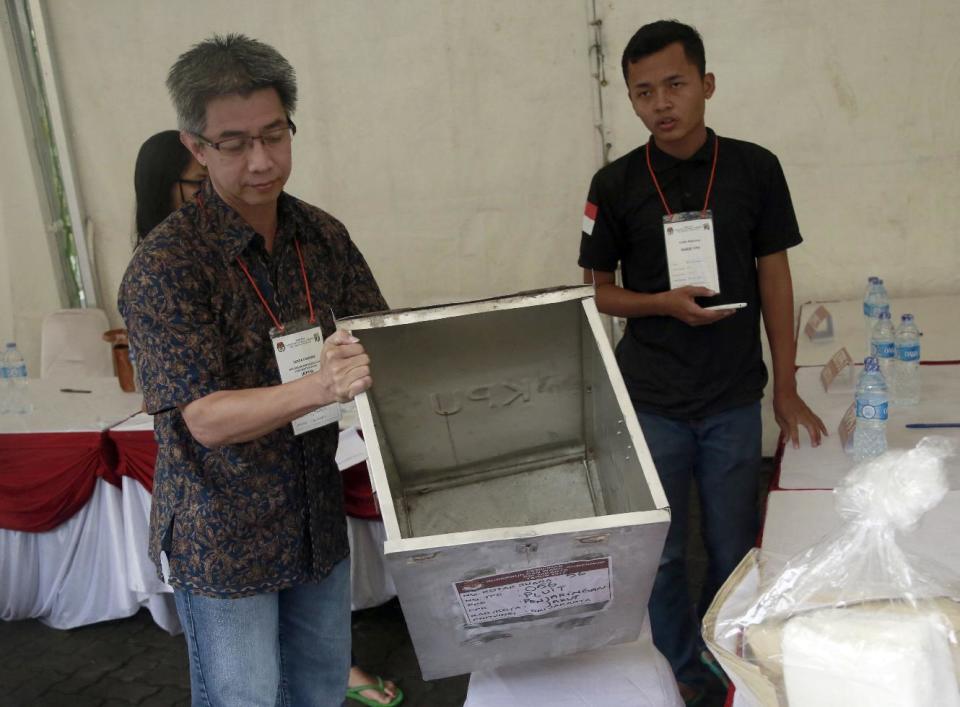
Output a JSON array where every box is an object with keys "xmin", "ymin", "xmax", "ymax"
[
  {"xmin": 862, "ymin": 276, "xmax": 879, "ymax": 332},
  {"xmin": 853, "ymin": 356, "xmax": 888, "ymax": 463},
  {"xmin": 0, "ymin": 348, "xmax": 9, "ymax": 415},
  {"xmin": 894, "ymin": 313, "xmax": 921, "ymax": 405},
  {"xmin": 870, "ymin": 310, "xmax": 895, "ymax": 382},
  {"xmin": 875, "ymin": 278, "xmax": 890, "ymax": 304},
  {"xmin": 863, "ymin": 277, "xmax": 890, "ymax": 351},
  {"xmin": 3, "ymin": 342, "xmax": 30, "ymax": 415}
]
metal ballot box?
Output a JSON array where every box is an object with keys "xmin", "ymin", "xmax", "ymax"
[{"xmin": 340, "ymin": 287, "xmax": 669, "ymax": 679}]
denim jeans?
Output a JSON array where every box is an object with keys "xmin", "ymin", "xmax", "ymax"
[
  {"xmin": 636, "ymin": 402, "xmax": 761, "ymax": 687},
  {"xmin": 173, "ymin": 558, "xmax": 351, "ymax": 707}
]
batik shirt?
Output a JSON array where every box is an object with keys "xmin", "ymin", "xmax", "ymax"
[{"xmin": 119, "ymin": 181, "xmax": 386, "ymax": 597}]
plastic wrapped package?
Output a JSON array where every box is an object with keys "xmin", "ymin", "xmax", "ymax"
[{"xmin": 703, "ymin": 436, "xmax": 960, "ymax": 706}]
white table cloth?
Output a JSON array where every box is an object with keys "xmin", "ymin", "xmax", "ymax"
[
  {"xmin": 0, "ymin": 377, "xmax": 140, "ymax": 434},
  {"xmin": 109, "ymin": 413, "xmax": 396, "ymax": 616},
  {"xmin": 762, "ymin": 489, "xmax": 960, "ymax": 571},
  {"xmin": 796, "ymin": 294, "xmax": 960, "ymax": 367},
  {"xmin": 2, "ymin": 386, "xmax": 395, "ymax": 632},
  {"xmin": 0, "ymin": 478, "xmax": 178, "ymax": 630},
  {"xmin": 777, "ymin": 366, "xmax": 960, "ymax": 490},
  {"xmin": 0, "ymin": 378, "xmax": 164, "ymax": 629}
]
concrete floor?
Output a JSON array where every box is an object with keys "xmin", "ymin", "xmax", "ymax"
[
  {"xmin": 0, "ymin": 462, "xmax": 771, "ymax": 706},
  {"xmin": 0, "ymin": 598, "xmax": 467, "ymax": 707}
]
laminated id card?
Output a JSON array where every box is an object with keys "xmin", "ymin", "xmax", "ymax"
[
  {"xmin": 271, "ymin": 319, "xmax": 341, "ymax": 435},
  {"xmin": 663, "ymin": 211, "xmax": 720, "ymax": 293}
]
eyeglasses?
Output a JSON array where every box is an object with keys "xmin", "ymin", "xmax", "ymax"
[
  {"xmin": 194, "ymin": 120, "xmax": 297, "ymax": 157},
  {"xmin": 177, "ymin": 178, "xmax": 204, "ymax": 203}
]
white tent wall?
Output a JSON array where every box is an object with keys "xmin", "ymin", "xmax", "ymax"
[
  {"xmin": 42, "ymin": 0, "xmax": 600, "ymax": 327},
  {"xmin": 0, "ymin": 14, "xmax": 61, "ymax": 377},
  {"xmin": 0, "ymin": 1, "xmax": 958, "ymax": 454},
  {"xmin": 599, "ymin": 1, "xmax": 960, "ymax": 300}
]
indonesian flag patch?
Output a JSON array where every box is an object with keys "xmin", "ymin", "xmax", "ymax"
[{"xmin": 582, "ymin": 201, "xmax": 598, "ymax": 236}]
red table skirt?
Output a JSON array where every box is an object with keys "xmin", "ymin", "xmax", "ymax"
[
  {"xmin": 106, "ymin": 429, "xmax": 380, "ymax": 519},
  {"xmin": 112, "ymin": 428, "xmax": 382, "ymax": 519},
  {"xmin": 1, "ymin": 426, "xmax": 381, "ymax": 532},
  {"xmin": 341, "ymin": 461, "xmax": 380, "ymax": 520},
  {"xmin": 107, "ymin": 430, "xmax": 158, "ymax": 493},
  {"xmin": 0, "ymin": 432, "xmax": 119, "ymax": 532}
]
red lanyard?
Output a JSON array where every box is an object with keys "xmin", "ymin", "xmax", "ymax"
[
  {"xmin": 196, "ymin": 190, "xmax": 316, "ymax": 333},
  {"xmin": 235, "ymin": 237, "xmax": 315, "ymax": 333},
  {"xmin": 645, "ymin": 134, "xmax": 719, "ymax": 217}
]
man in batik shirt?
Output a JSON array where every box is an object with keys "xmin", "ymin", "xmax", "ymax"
[{"xmin": 119, "ymin": 34, "xmax": 385, "ymax": 707}]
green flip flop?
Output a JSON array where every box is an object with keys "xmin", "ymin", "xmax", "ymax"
[{"xmin": 345, "ymin": 675, "xmax": 405, "ymax": 707}]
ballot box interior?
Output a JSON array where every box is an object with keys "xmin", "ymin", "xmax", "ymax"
[{"xmin": 341, "ymin": 287, "xmax": 669, "ymax": 680}]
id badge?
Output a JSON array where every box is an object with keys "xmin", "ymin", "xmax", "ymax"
[
  {"xmin": 663, "ymin": 210, "xmax": 720, "ymax": 293},
  {"xmin": 270, "ymin": 318, "xmax": 341, "ymax": 435}
]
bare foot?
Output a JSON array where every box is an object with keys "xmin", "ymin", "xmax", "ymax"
[{"xmin": 348, "ymin": 665, "xmax": 399, "ymax": 705}]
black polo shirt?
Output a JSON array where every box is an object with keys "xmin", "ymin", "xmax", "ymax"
[{"xmin": 578, "ymin": 129, "xmax": 802, "ymax": 419}]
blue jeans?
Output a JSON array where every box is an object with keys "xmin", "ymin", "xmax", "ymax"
[
  {"xmin": 637, "ymin": 402, "xmax": 761, "ymax": 687},
  {"xmin": 173, "ymin": 559, "xmax": 351, "ymax": 707}
]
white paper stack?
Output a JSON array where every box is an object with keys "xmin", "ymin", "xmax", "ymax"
[{"xmin": 782, "ymin": 608, "xmax": 960, "ymax": 707}]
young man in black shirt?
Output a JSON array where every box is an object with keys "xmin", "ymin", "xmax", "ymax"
[{"xmin": 578, "ymin": 20, "xmax": 825, "ymax": 703}]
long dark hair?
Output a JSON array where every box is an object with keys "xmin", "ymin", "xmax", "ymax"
[{"xmin": 134, "ymin": 130, "xmax": 193, "ymax": 244}]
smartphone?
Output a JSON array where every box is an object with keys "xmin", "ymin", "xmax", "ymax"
[{"xmin": 704, "ymin": 302, "xmax": 747, "ymax": 311}]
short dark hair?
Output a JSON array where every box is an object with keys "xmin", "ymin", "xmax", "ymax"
[
  {"xmin": 166, "ymin": 33, "xmax": 297, "ymax": 134},
  {"xmin": 134, "ymin": 130, "xmax": 192, "ymax": 244},
  {"xmin": 621, "ymin": 20, "xmax": 706, "ymax": 81}
]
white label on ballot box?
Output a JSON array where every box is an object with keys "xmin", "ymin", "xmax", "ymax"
[
  {"xmin": 272, "ymin": 325, "xmax": 341, "ymax": 435},
  {"xmin": 454, "ymin": 557, "xmax": 612, "ymax": 626},
  {"xmin": 663, "ymin": 211, "xmax": 720, "ymax": 293}
]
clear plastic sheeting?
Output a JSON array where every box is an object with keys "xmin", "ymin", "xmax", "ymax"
[{"xmin": 704, "ymin": 436, "xmax": 960, "ymax": 707}]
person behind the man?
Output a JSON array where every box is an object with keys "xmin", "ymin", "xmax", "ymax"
[
  {"xmin": 578, "ymin": 20, "xmax": 826, "ymax": 704},
  {"xmin": 119, "ymin": 34, "xmax": 386, "ymax": 706}
]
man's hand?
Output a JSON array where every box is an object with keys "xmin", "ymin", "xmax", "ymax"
[
  {"xmin": 774, "ymin": 389, "xmax": 827, "ymax": 449},
  {"xmin": 658, "ymin": 286, "xmax": 736, "ymax": 326},
  {"xmin": 317, "ymin": 329, "xmax": 372, "ymax": 403},
  {"xmin": 179, "ymin": 329, "xmax": 373, "ymax": 447}
]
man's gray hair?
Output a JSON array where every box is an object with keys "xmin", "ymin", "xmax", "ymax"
[{"xmin": 166, "ymin": 33, "xmax": 297, "ymax": 135}]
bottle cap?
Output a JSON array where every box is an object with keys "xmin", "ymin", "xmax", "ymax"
[
  {"xmin": 868, "ymin": 276, "xmax": 879, "ymax": 283},
  {"xmin": 901, "ymin": 313, "xmax": 914, "ymax": 322},
  {"xmin": 877, "ymin": 310, "xmax": 891, "ymax": 320},
  {"xmin": 864, "ymin": 356, "xmax": 880, "ymax": 372}
]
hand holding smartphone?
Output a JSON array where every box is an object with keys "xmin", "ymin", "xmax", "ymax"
[{"xmin": 704, "ymin": 302, "xmax": 747, "ymax": 311}]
